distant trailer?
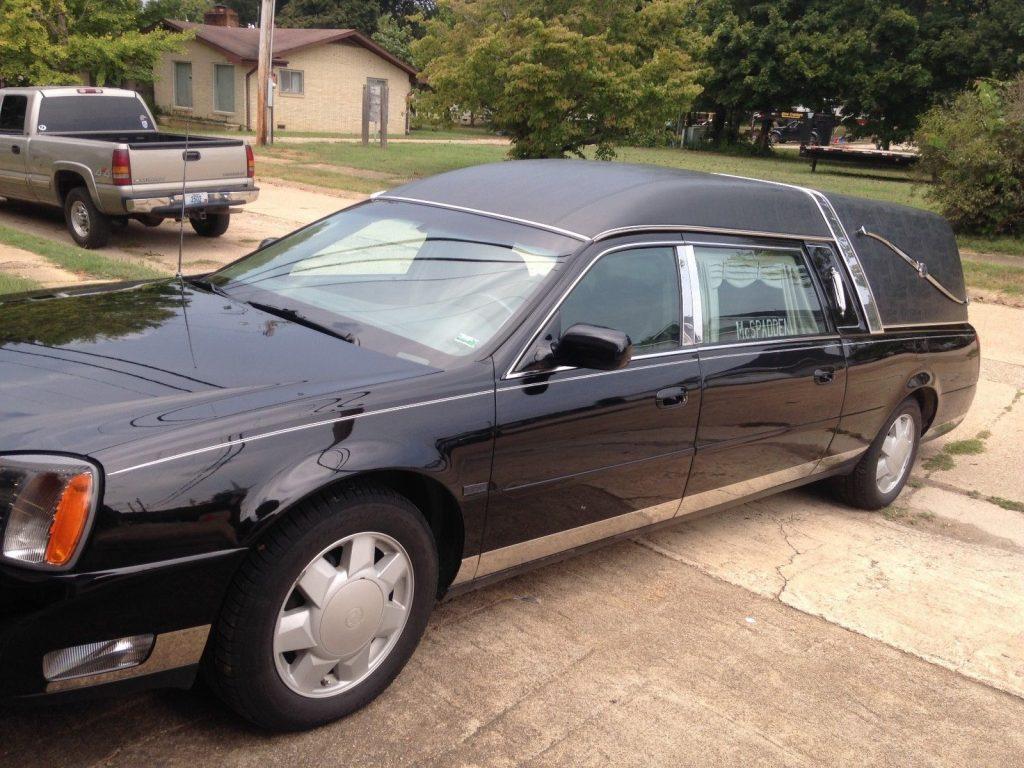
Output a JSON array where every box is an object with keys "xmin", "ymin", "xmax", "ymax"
[{"xmin": 801, "ymin": 145, "xmax": 920, "ymax": 173}]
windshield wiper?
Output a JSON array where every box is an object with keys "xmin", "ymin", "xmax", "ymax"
[
  {"xmin": 246, "ymin": 301, "xmax": 359, "ymax": 344},
  {"xmin": 186, "ymin": 275, "xmax": 229, "ymax": 298}
]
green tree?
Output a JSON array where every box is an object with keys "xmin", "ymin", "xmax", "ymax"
[
  {"xmin": 372, "ymin": 12, "xmax": 413, "ymax": 61},
  {"xmin": 0, "ymin": 0, "xmax": 189, "ymax": 86},
  {"xmin": 917, "ymin": 75, "xmax": 1024, "ymax": 235},
  {"xmin": 412, "ymin": 0, "xmax": 703, "ymax": 158},
  {"xmin": 277, "ymin": 0, "xmax": 379, "ymax": 33},
  {"xmin": 138, "ymin": 0, "xmax": 211, "ymax": 27}
]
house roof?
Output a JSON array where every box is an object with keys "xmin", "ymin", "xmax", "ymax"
[{"xmin": 163, "ymin": 21, "xmax": 417, "ymax": 77}]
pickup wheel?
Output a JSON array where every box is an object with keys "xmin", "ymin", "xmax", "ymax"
[
  {"xmin": 64, "ymin": 187, "xmax": 111, "ymax": 249},
  {"xmin": 190, "ymin": 212, "xmax": 230, "ymax": 237},
  {"xmin": 833, "ymin": 398, "xmax": 921, "ymax": 510},
  {"xmin": 205, "ymin": 484, "xmax": 438, "ymax": 731}
]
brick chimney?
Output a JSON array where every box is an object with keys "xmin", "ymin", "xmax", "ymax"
[{"xmin": 204, "ymin": 4, "xmax": 239, "ymax": 26}]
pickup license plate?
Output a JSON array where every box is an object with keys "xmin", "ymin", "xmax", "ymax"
[{"xmin": 185, "ymin": 192, "xmax": 209, "ymax": 207}]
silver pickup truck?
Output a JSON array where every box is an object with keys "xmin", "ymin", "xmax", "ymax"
[{"xmin": 0, "ymin": 86, "xmax": 258, "ymax": 248}]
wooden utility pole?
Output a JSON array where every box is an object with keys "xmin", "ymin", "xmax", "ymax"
[{"xmin": 255, "ymin": 0, "xmax": 275, "ymax": 146}]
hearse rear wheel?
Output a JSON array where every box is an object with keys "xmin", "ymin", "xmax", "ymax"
[
  {"xmin": 833, "ymin": 398, "xmax": 921, "ymax": 510},
  {"xmin": 205, "ymin": 484, "xmax": 438, "ymax": 731}
]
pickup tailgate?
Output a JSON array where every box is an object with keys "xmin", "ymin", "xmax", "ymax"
[{"xmin": 129, "ymin": 143, "xmax": 248, "ymax": 186}]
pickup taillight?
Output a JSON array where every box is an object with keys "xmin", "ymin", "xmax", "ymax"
[
  {"xmin": 111, "ymin": 148, "xmax": 132, "ymax": 186},
  {"xmin": 245, "ymin": 144, "xmax": 255, "ymax": 178}
]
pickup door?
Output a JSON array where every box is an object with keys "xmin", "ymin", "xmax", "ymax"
[
  {"xmin": 0, "ymin": 94, "xmax": 29, "ymax": 199},
  {"xmin": 680, "ymin": 237, "xmax": 847, "ymax": 513},
  {"xmin": 483, "ymin": 244, "xmax": 702, "ymax": 575}
]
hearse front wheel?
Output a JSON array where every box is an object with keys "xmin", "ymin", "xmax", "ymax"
[
  {"xmin": 834, "ymin": 398, "xmax": 922, "ymax": 510},
  {"xmin": 190, "ymin": 211, "xmax": 230, "ymax": 237},
  {"xmin": 206, "ymin": 485, "xmax": 438, "ymax": 731}
]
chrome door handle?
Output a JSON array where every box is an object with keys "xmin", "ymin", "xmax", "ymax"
[
  {"xmin": 656, "ymin": 386, "xmax": 687, "ymax": 408},
  {"xmin": 814, "ymin": 368, "xmax": 835, "ymax": 385}
]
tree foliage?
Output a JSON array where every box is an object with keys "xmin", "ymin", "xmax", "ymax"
[
  {"xmin": 372, "ymin": 13, "xmax": 414, "ymax": 61},
  {"xmin": 917, "ymin": 75, "xmax": 1024, "ymax": 236},
  {"xmin": 0, "ymin": 0, "xmax": 189, "ymax": 86},
  {"xmin": 277, "ymin": 0, "xmax": 380, "ymax": 33},
  {"xmin": 412, "ymin": 0, "xmax": 704, "ymax": 158}
]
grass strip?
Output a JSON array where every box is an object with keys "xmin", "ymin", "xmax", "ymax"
[
  {"xmin": 0, "ymin": 225, "xmax": 168, "ymax": 281},
  {"xmin": 0, "ymin": 272, "xmax": 42, "ymax": 296}
]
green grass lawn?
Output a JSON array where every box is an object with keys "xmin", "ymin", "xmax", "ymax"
[
  {"xmin": 0, "ymin": 272, "xmax": 41, "ymax": 295},
  {"xmin": 252, "ymin": 140, "xmax": 1024, "ymax": 263},
  {"xmin": 0, "ymin": 225, "xmax": 169, "ymax": 281}
]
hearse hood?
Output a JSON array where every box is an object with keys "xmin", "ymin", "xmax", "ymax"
[{"xmin": 0, "ymin": 280, "xmax": 435, "ymax": 460}]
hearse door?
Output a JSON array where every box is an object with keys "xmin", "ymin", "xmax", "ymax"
[
  {"xmin": 481, "ymin": 244, "xmax": 702, "ymax": 577},
  {"xmin": 681, "ymin": 238, "xmax": 846, "ymax": 514}
]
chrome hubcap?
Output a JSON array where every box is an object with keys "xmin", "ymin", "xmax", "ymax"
[
  {"xmin": 877, "ymin": 413, "xmax": 915, "ymax": 494},
  {"xmin": 70, "ymin": 201, "xmax": 90, "ymax": 238},
  {"xmin": 274, "ymin": 532, "xmax": 413, "ymax": 698}
]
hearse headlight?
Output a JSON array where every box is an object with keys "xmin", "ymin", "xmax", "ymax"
[{"xmin": 0, "ymin": 455, "xmax": 99, "ymax": 569}]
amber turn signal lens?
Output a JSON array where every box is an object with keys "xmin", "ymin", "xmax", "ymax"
[{"xmin": 45, "ymin": 472, "xmax": 93, "ymax": 566}]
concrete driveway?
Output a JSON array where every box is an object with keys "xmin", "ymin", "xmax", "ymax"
[{"xmin": 1, "ymin": 181, "xmax": 1022, "ymax": 767}]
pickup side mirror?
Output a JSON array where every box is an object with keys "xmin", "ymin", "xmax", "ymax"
[
  {"xmin": 257, "ymin": 237, "xmax": 277, "ymax": 250},
  {"xmin": 554, "ymin": 323, "xmax": 632, "ymax": 371}
]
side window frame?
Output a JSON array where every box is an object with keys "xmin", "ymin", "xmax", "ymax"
[
  {"xmin": 0, "ymin": 95, "xmax": 28, "ymax": 135},
  {"xmin": 683, "ymin": 237, "xmax": 835, "ymax": 345},
  {"xmin": 806, "ymin": 241, "xmax": 865, "ymax": 332},
  {"xmin": 509, "ymin": 241, "xmax": 695, "ymax": 378}
]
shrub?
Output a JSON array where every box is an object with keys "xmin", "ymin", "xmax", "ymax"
[{"xmin": 917, "ymin": 75, "xmax": 1024, "ymax": 236}]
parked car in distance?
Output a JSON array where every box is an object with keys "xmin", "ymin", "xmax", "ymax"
[
  {"xmin": 0, "ymin": 86, "xmax": 257, "ymax": 248},
  {"xmin": 0, "ymin": 161, "xmax": 978, "ymax": 730}
]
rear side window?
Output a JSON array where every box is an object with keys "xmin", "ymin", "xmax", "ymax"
[
  {"xmin": 559, "ymin": 247, "xmax": 681, "ymax": 354},
  {"xmin": 0, "ymin": 96, "xmax": 28, "ymax": 133},
  {"xmin": 693, "ymin": 245, "xmax": 827, "ymax": 342}
]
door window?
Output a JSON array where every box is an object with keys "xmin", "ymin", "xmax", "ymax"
[
  {"xmin": 693, "ymin": 246, "xmax": 827, "ymax": 342},
  {"xmin": 558, "ymin": 247, "xmax": 682, "ymax": 354},
  {"xmin": 174, "ymin": 62, "xmax": 193, "ymax": 108},
  {"xmin": 0, "ymin": 96, "xmax": 27, "ymax": 133},
  {"xmin": 214, "ymin": 64, "xmax": 235, "ymax": 113}
]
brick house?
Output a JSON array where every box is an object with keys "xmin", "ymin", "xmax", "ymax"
[{"xmin": 155, "ymin": 5, "xmax": 417, "ymax": 134}]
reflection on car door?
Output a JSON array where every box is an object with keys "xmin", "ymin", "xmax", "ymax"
[
  {"xmin": 481, "ymin": 245, "xmax": 701, "ymax": 576},
  {"xmin": 0, "ymin": 94, "xmax": 29, "ymax": 200},
  {"xmin": 681, "ymin": 238, "xmax": 846, "ymax": 513}
]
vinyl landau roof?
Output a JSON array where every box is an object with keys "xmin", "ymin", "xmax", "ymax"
[{"xmin": 386, "ymin": 160, "xmax": 834, "ymax": 240}]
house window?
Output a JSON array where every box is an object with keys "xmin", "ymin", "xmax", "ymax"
[
  {"xmin": 214, "ymin": 64, "xmax": 235, "ymax": 113},
  {"xmin": 279, "ymin": 69, "xmax": 304, "ymax": 95},
  {"xmin": 174, "ymin": 62, "xmax": 193, "ymax": 109}
]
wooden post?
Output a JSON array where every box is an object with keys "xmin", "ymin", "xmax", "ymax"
[
  {"xmin": 380, "ymin": 82, "xmax": 389, "ymax": 149},
  {"xmin": 361, "ymin": 84, "xmax": 370, "ymax": 146},
  {"xmin": 255, "ymin": 0, "xmax": 274, "ymax": 146}
]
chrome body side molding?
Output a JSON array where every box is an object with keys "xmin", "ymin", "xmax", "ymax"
[{"xmin": 45, "ymin": 625, "xmax": 211, "ymax": 693}]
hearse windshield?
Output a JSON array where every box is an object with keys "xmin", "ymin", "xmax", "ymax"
[{"xmin": 209, "ymin": 200, "xmax": 580, "ymax": 367}]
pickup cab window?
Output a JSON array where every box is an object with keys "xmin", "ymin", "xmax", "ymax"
[
  {"xmin": 693, "ymin": 245, "xmax": 827, "ymax": 342},
  {"xmin": 36, "ymin": 95, "xmax": 153, "ymax": 133},
  {"xmin": 0, "ymin": 95, "xmax": 27, "ymax": 133}
]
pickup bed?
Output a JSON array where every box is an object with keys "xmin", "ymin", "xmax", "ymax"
[{"xmin": 0, "ymin": 86, "xmax": 258, "ymax": 248}]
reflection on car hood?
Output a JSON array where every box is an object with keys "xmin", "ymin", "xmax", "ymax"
[{"xmin": 0, "ymin": 280, "xmax": 435, "ymax": 458}]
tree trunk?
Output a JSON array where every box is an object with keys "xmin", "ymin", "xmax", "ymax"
[
  {"xmin": 758, "ymin": 114, "xmax": 772, "ymax": 153},
  {"xmin": 710, "ymin": 105, "xmax": 726, "ymax": 145}
]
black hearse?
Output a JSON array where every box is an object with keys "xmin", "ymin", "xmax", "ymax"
[{"xmin": 0, "ymin": 161, "xmax": 978, "ymax": 729}]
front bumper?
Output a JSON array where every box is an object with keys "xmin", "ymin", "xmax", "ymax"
[
  {"xmin": 0, "ymin": 549, "xmax": 244, "ymax": 700},
  {"xmin": 124, "ymin": 188, "xmax": 259, "ymax": 216}
]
